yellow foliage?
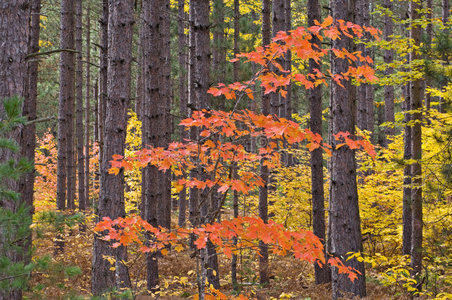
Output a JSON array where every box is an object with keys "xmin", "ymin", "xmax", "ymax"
[{"xmin": 124, "ymin": 111, "xmax": 143, "ymax": 213}]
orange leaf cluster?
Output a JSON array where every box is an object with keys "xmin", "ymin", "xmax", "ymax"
[
  {"xmin": 110, "ymin": 109, "xmax": 330, "ymax": 194},
  {"xmin": 94, "ymin": 215, "xmax": 360, "ymax": 282},
  {"xmin": 207, "ymin": 16, "xmax": 380, "ymax": 101}
]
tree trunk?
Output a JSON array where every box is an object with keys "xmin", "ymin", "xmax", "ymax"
[
  {"xmin": 383, "ymin": 0, "xmax": 395, "ymax": 146},
  {"xmin": 259, "ymin": 0, "xmax": 271, "ymax": 286},
  {"xmin": 159, "ymin": 0, "xmax": 172, "ymax": 230},
  {"xmin": 231, "ymin": 0, "xmax": 240, "ymax": 288},
  {"xmin": 177, "ymin": 0, "xmax": 188, "ymax": 227},
  {"xmin": 141, "ymin": 0, "xmax": 165, "ymax": 290},
  {"xmin": 355, "ymin": 0, "xmax": 368, "ymax": 132},
  {"xmin": 329, "ymin": 0, "xmax": 366, "ymax": 298},
  {"xmin": 440, "ymin": 0, "xmax": 450, "ymax": 112},
  {"xmin": 271, "ymin": 0, "xmax": 285, "ymax": 117},
  {"xmin": 402, "ymin": 82, "xmax": 412, "ymax": 256},
  {"xmin": 98, "ymin": 0, "xmax": 108, "ymax": 166},
  {"xmin": 92, "ymin": 0, "xmax": 133, "ymax": 295},
  {"xmin": 308, "ymin": 0, "xmax": 331, "ymax": 285},
  {"xmin": 409, "ymin": 0, "xmax": 423, "ymax": 284},
  {"xmin": 20, "ymin": 0, "xmax": 41, "ymax": 263},
  {"xmin": 85, "ymin": 1, "xmax": 91, "ymax": 209},
  {"xmin": 55, "ymin": 0, "xmax": 75, "ymax": 254},
  {"xmin": 193, "ymin": 0, "xmax": 220, "ymax": 289},
  {"xmin": 0, "ymin": 1, "xmax": 32, "ymax": 298},
  {"xmin": 75, "ymin": 0, "xmax": 86, "ymax": 212}
]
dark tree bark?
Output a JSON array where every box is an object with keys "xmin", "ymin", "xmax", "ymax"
[
  {"xmin": 84, "ymin": 1, "xmax": 91, "ymax": 208},
  {"xmin": 192, "ymin": 0, "xmax": 220, "ymax": 289},
  {"xmin": 55, "ymin": 0, "xmax": 75, "ymax": 254},
  {"xmin": 308, "ymin": 0, "xmax": 331, "ymax": 285},
  {"xmin": 383, "ymin": 0, "xmax": 395, "ymax": 146},
  {"xmin": 231, "ymin": 0, "xmax": 240, "ymax": 288},
  {"xmin": 425, "ymin": 0, "xmax": 432, "ymax": 110},
  {"xmin": 212, "ymin": 0, "xmax": 226, "ymax": 103},
  {"xmin": 188, "ymin": 1, "xmax": 200, "ymax": 232},
  {"xmin": 20, "ymin": 0, "xmax": 41, "ymax": 262},
  {"xmin": 56, "ymin": 0, "xmax": 74, "ymax": 213},
  {"xmin": 402, "ymin": 82, "xmax": 412, "ymax": 256},
  {"xmin": 140, "ymin": 0, "xmax": 165, "ymax": 290},
  {"xmin": 0, "ymin": 1, "xmax": 32, "ymax": 299},
  {"xmin": 98, "ymin": 0, "xmax": 108, "ymax": 165},
  {"xmin": 178, "ymin": 0, "xmax": 188, "ymax": 227},
  {"xmin": 259, "ymin": 0, "xmax": 271, "ymax": 286},
  {"xmin": 329, "ymin": 0, "xmax": 366, "ymax": 298},
  {"xmin": 356, "ymin": 0, "xmax": 369, "ymax": 132},
  {"xmin": 159, "ymin": 0, "xmax": 172, "ymax": 231},
  {"xmin": 409, "ymin": 0, "xmax": 423, "ymax": 284},
  {"xmin": 94, "ymin": 80, "xmax": 99, "ymax": 144},
  {"xmin": 283, "ymin": 0, "xmax": 291, "ymax": 120},
  {"xmin": 92, "ymin": 0, "xmax": 133, "ymax": 295},
  {"xmin": 439, "ymin": 0, "xmax": 449, "ymax": 112},
  {"xmin": 270, "ymin": 0, "xmax": 285, "ymax": 117},
  {"xmin": 75, "ymin": 0, "xmax": 86, "ymax": 212}
]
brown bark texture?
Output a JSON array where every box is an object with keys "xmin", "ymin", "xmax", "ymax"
[
  {"xmin": 75, "ymin": 0, "xmax": 86, "ymax": 211},
  {"xmin": 258, "ymin": 0, "xmax": 271, "ymax": 286},
  {"xmin": 383, "ymin": 0, "xmax": 395, "ymax": 146},
  {"xmin": 85, "ymin": 1, "xmax": 91, "ymax": 208},
  {"xmin": 409, "ymin": 0, "xmax": 423, "ymax": 282},
  {"xmin": 307, "ymin": 0, "xmax": 331, "ymax": 285},
  {"xmin": 92, "ymin": 0, "xmax": 134, "ymax": 295},
  {"xmin": 329, "ymin": 0, "xmax": 366, "ymax": 298},
  {"xmin": 0, "ymin": 1, "xmax": 32, "ymax": 298}
]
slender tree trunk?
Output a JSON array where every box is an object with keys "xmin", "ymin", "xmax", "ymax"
[
  {"xmin": 231, "ymin": 0, "xmax": 240, "ymax": 288},
  {"xmin": 308, "ymin": 0, "xmax": 331, "ymax": 285},
  {"xmin": 402, "ymin": 82, "xmax": 412, "ymax": 256},
  {"xmin": 212, "ymin": 0, "xmax": 226, "ymax": 103},
  {"xmin": 365, "ymin": 2, "xmax": 374, "ymax": 137},
  {"xmin": 84, "ymin": 1, "xmax": 91, "ymax": 209},
  {"xmin": 356, "ymin": 0, "xmax": 368, "ymax": 132},
  {"xmin": 425, "ymin": 0, "xmax": 432, "ymax": 111},
  {"xmin": 259, "ymin": 0, "xmax": 271, "ymax": 286},
  {"xmin": 383, "ymin": 0, "xmax": 395, "ymax": 146},
  {"xmin": 98, "ymin": 0, "xmax": 108, "ymax": 165},
  {"xmin": 177, "ymin": 0, "xmax": 188, "ymax": 227},
  {"xmin": 159, "ymin": 0, "xmax": 172, "ymax": 230},
  {"xmin": 55, "ymin": 0, "xmax": 75, "ymax": 253},
  {"xmin": 271, "ymin": 0, "xmax": 284, "ymax": 117},
  {"xmin": 329, "ymin": 0, "xmax": 366, "ymax": 298},
  {"xmin": 92, "ymin": 0, "xmax": 134, "ymax": 295},
  {"xmin": 193, "ymin": 0, "xmax": 220, "ymax": 289},
  {"xmin": 188, "ymin": 0, "xmax": 200, "ymax": 232},
  {"xmin": 440, "ymin": 0, "xmax": 450, "ymax": 112},
  {"xmin": 283, "ymin": 0, "xmax": 291, "ymax": 120},
  {"xmin": 75, "ymin": 0, "xmax": 86, "ymax": 212},
  {"xmin": 94, "ymin": 80, "xmax": 99, "ymax": 144},
  {"xmin": 409, "ymin": 0, "xmax": 423, "ymax": 284}
]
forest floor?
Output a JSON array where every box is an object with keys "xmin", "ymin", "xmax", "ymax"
[{"xmin": 28, "ymin": 214, "xmax": 425, "ymax": 300}]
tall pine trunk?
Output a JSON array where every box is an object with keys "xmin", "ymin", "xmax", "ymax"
[
  {"xmin": 92, "ymin": 0, "xmax": 133, "ymax": 295},
  {"xmin": 0, "ymin": 1, "xmax": 32, "ymax": 298},
  {"xmin": 383, "ymin": 0, "xmax": 395, "ymax": 146},
  {"xmin": 329, "ymin": 0, "xmax": 366, "ymax": 297},
  {"xmin": 177, "ymin": 0, "xmax": 188, "ymax": 227},
  {"xmin": 84, "ymin": 1, "xmax": 91, "ymax": 208},
  {"xmin": 409, "ymin": 0, "xmax": 423, "ymax": 285},
  {"xmin": 75, "ymin": 0, "xmax": 86, "ymax": 212},
  {"xmin": 307, "ymin": 0, "xmax": 331, "ymax": 284},
  {"xmin": 258, "ymin": 0, "xmax": 271, "ymax": 286}
]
